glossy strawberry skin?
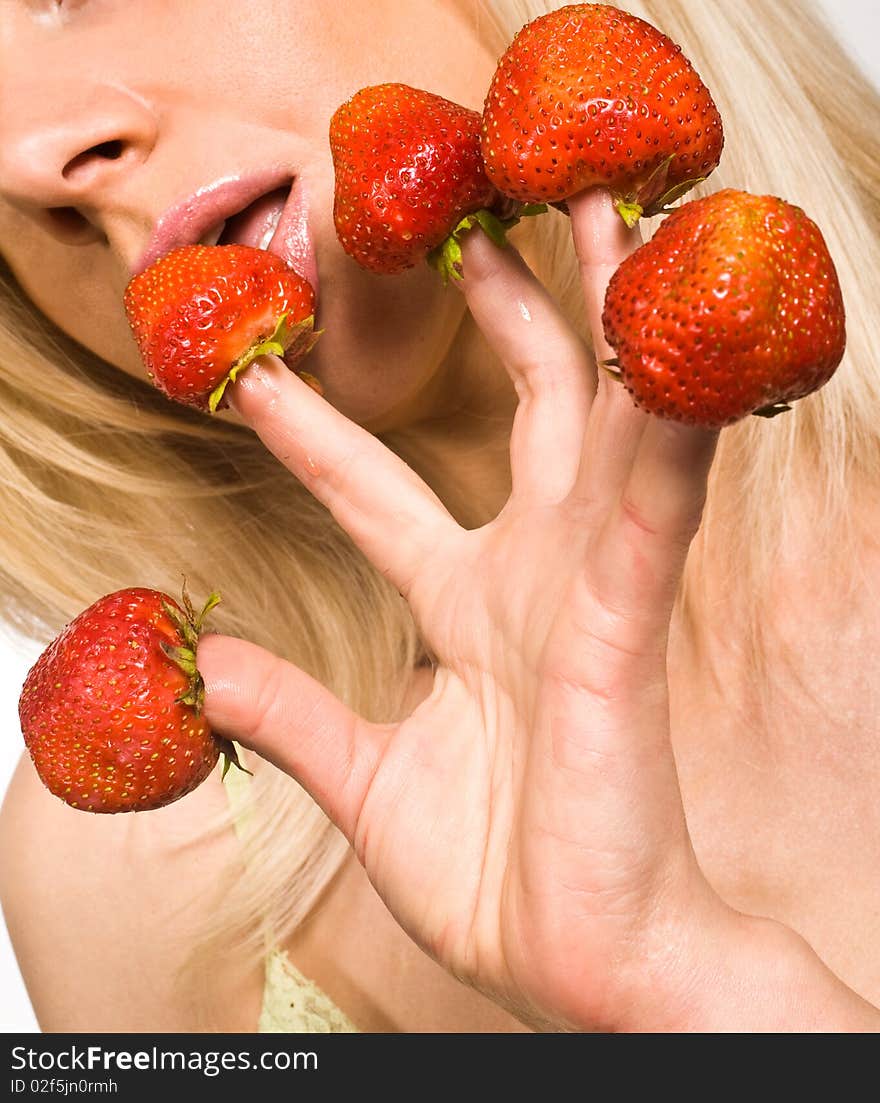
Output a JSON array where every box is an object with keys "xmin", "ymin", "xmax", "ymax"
[
  {"xmin": 602, "ymin": 189, "xmax": 846, "ymax": 427},
  {"xmin": 330, "ymin": 83, "xmax": 501, "ymax": 274},
  {"xmin": 481, "ymin": 3, "xmax": 723, "ymax": 213},
  {"xmin": 124, "ymin": 244, "xmax": 315, "ymax": 410},
  {"xmin": 19, "ymin": 589, "xmax": 221, "ymax": 814}
]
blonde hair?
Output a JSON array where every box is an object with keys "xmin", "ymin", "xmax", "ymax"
[{"xmin": 0, "ymin": 0, "xmax": 877, "ymax": 1026}]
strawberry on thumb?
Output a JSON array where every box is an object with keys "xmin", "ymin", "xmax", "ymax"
[{"xmin": 19, "ymin": 584, "xmax": 248, "ymax": 814}]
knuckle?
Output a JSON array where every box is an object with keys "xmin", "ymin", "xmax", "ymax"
[
  {"xmin": 310, "ymin": 441, "xmax": 366, "ymax": 496},
  {"xmin": 618, "ymin": 490, "xmax": 704, "ymax": 555},
  {"xmin": 618, "ymin": 492, "xmax": 662, "ymax": 540}
]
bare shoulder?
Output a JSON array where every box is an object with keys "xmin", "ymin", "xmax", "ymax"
[{"xmin": 0, "ymin": 751, "xmax": 263, "ymax": 1032}]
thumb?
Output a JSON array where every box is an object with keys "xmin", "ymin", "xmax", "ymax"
[{"xmin": 197, "ymin": 634, "xmax": 387, "ymax": 842}]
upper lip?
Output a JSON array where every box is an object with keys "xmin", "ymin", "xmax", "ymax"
[{"xmin": 131, "ymin": 165, "xmax": 294, "ymax": 277}]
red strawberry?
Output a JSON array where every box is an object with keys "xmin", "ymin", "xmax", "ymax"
[
  {"xmin": 124, "ymin": 244, "xmax": 320, "ymax": 411},
  {"xmin": 330, "ymin": 83, "xmax": 542, "ymax": 281},
  {"xmin": 481, "ymin": 3, "xmax": 724, "ymax": 226},
  {"xmin": 601, "ymin": 189, "xmax": 846, "ymax": 427},
  {"xmin": 19, "ymin": 586, "xmax": 243, "ymax": 814}
]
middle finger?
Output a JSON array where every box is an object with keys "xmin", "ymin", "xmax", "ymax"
[
  {"xmin": 456, "ymin": 227, "xmax": 595, "ymax": 508},
  {"xmin": 567, "ymin": 189, "xmax": 648, "ymax": 508}
]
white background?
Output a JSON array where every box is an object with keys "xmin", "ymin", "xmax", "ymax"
[{"xmin": 1, "ymin": 0, "xmax": 879, "ymax": 1034}]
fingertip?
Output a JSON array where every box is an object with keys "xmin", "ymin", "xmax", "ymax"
[
  {"xmin": 196, "ymin": 634, "xmax": 276, "ymax": 722},
  {"xmin": 194, "ymin": 632, "xmax": 240, "ymax": 703},
  {"xmin": 225, "ymin": 354, "xmax": 289, "ymax": 416},
  {"xmin": 642, "ymin": 415, "xmax": 721, "ymax": 478},
  {"xmin": 659, "ymin": 413, "xmax": 722, "ymax": 444},
  {"xmin": 568, "ymin": 187, "xmax": 642, "ymax": 267},
  {"xmin": 456, "ymin": 224, "xmax": 525, "ymax": 287},
  {"xmin": 567, "ymin": 186, "xmax": 616, "ymax": 220}
]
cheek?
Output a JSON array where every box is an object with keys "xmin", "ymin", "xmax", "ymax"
[
  {"xmin": 63, "ymin": 274, "xmax": 144, "ymax": 377},
  {"xmin": 5, "ymin": 242, "xmax": 143, "ymax": 377}
]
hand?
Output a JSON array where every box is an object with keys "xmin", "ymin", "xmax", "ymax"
[{"xmin": 194, "ymin": 191, "xmax": 821, "ymax": 1032}]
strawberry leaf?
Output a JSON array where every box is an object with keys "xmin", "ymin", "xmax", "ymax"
[
  {"xmin": 296, "ymin": 370, "xmax": 324, "ymax": 395},
  {"xmin": 217, "ymin": 737, "xmax": 252, "ymax": 780},
  {"xmin": 195, "ymin": 591, "xmax": 222, "ymax": 631},
  {"xmin": 427, "ymin": 202, "xmax": 549, "ymax": 285},
  {"xmin": 648, "ymin": 176, "xmax": 708, "ymax": 217},
  {"xmin": 207, "ymin": 312, "xmax": 319, "ymax": 413}
]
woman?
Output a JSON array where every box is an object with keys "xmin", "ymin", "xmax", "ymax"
[{"xmin": 0, "ymin": 0, "xmax": 878, "ymax": 1033}]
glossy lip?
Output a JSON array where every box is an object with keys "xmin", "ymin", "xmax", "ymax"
[
  {"xmin": 131, "ymin": 165, "xmax": 295, "ymax": 277},
  {"xmin": 267, "ymin": 177, "xmax": 320, "ymax": 303}
]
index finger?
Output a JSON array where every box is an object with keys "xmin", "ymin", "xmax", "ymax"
[{"xmin": 228, "ymin": 356, "xmax": 460, "ymax": 602}]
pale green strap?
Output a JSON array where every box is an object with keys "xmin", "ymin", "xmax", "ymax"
[{"xmin": 259, "ymin": 948, "xmax": 359, "ymax": 1033}]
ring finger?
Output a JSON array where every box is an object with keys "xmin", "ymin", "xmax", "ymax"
[{"xmin": 456, "ymin": 227, "xmax": 595, "ymax": 507}]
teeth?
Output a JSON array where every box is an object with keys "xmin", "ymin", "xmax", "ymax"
[
  {"xmin": 257, "ymin": 206, "xmax": 283, "ymax": 251},
  {"xmin": 199, "ymin": 221, "xmax": 226, "ymax": 247}
]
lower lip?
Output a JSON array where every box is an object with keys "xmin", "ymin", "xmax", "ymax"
[{"xmin": 269, "ymin": 179, "xmax": 320, "ymax": 306}]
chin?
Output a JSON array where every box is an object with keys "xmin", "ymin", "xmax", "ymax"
[
  {"xmin": 300, "ymin": 255, "xmax": 467, "ymax": 431},
  {"xmin": 302, "ymin": 329, "xmax": 436, "ymax": 432}
]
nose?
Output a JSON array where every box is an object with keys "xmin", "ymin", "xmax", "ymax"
[{"xmin": 0, "ymin": 80, "xmax": 157, "ymax": 240}]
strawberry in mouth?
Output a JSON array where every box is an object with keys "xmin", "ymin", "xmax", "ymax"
[
  {"xmin": 125, "ymin": 170, "xmax": 323, "ymax": 410},
  {"xmin": 124, "ymin": 242, "xmax": 320, "ymax": 412}
]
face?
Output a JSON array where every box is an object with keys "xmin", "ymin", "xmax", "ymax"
[{"xmin": 0, "ymin": 0, "xmax": 497, "ymax": 431}]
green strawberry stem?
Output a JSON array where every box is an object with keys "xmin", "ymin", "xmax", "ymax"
[
  {"xmin": 427, "ymin": 203, "xmax": 548, "ymax": 285},
  {"xmin": 611, "ymin": 155, "xmax": 707, "ymax": 227},
  {"xmin": 217, "ymin": 736, "xmax": 247, "ymax": 781},
  {"xmin": 208, "ymin": 312, "xmax": 319, "ymax": 413},
  {"xmin": 614, "ymin": 201, "xmax": 644, "ymax": 229},
  {"xmin": 159, "ymin": 588, "xmax": 252, "ymax": 778}
]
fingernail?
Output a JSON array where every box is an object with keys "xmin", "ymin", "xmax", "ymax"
[{"xmin": 226, "ymin": 357, "xmax": 279, "ymax": 413}]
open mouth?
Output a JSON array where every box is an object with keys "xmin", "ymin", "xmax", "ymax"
[
  {"xmin": 135, "ymin": 171, "xmax": 318, "ymax": 304},
  {"xmin": 199, "ymin": 185, "xmax": 291, "ymax": 251}
]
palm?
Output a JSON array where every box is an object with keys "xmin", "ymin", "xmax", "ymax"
[
  {"xmin": 360, "ymin": 503, "xmax": 584, "ymax": 961},
  {"xmin": 353, "ymin": 477, "xmax": 681, "ymax": 1020},
  {"xmin": 202, "ymin": 190, "xmax": 719, "ymax": 1028},
  {"xmin": 361, "ymin": 505, "xmax": 595, "ymax": 961}
]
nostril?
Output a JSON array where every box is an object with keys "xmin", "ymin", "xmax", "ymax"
[
  {"xmin": 62, "ymin": 139, "xmax": 125, "ymax": 181},
  {"xmin": 91, "ymin": 140, "xmax": 124, "ymax": 159}
]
